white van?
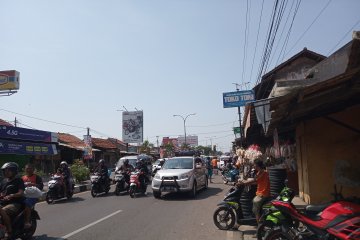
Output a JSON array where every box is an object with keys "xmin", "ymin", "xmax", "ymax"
[{"xmin": 218, "ymin": 155, "xmax": 230, "ymax": 169}]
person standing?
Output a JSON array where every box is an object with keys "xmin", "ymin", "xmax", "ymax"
[
  {"xmin": 22, "ymin": 164, "xmax": 43, "ymax": 229},
  {"xmin": 206, "ymin": 157, "xmax": 213, "ymax": 183}
]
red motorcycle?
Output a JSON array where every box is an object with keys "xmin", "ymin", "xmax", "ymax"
[
  {"xmin": 264, "ymin": 186, "xmax": 360, "ymax": 239},
  {"xmin": 129, "ymin": 169, "xmax": 147, "ymax": 198}
]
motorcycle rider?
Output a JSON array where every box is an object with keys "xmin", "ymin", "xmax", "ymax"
[
  {"xmin": 118, "ymin": 159, "xmax": 134, "ymax": 184},
  {"xmin": 0, "ymin": 162, "xmax": 25, "ymax": 238},
  {"xmin": 135, "ymin": 160, "xmax": 149, "ymax": 190},
  {"xmin": 94, "ymin": 159, "xmax": 109, "ymax": 187},
  {"xmin": 22, "ymin": 163, "xmax": 43, "ymax": 229},
  {"xmin": 58, "ymin": 161, "xmax": 72, "ymax": 196},
  {"xmin": 237, "ymin": 159, "xmax": 270, "ymax": 223}
]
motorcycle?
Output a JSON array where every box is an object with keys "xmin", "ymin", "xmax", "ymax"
[
  {"xmin": 90, "ymin": 172, "xmax": 110, "ymax": 198},
  {"xmin": 261, "ymin": 185, "xmax": 360, "ymax": 240},
  {"xmin": 221, "ymin": 167, "xmax": 239, "ymax": 184},
  {"xmin": 0, "ymin": 206, "xmax": 40, "ymax": 240},
  {"xmin": 46, "ymin": 173, "xmax": 74, "ymax": 204},
  {"xmin": 213, "ymin": 184, "xmax": 272, "ymax": 230},
  {"xmin": 114, "ymin": 171, "xmax": 130, "ymax": 196},
  {"xmin": 129, "ymin": 169, "xmax": 147, "ymax": 198}
]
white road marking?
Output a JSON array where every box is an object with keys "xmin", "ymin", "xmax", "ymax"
[{"xmin": 61, "ymin": 210, "xmax": 123, "ymax": 239}]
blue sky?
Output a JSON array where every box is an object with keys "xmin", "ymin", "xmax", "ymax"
[{"xmin": 0, "ymin": 0, "xmax": 359, "ymax": 152}]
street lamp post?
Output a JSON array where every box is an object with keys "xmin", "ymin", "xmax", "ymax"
[{"xmin": 173, "ymin": 113, "xmax": 196, "ymax": 146}]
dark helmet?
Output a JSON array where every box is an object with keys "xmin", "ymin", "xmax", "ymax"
[
  {"xmin": 1, "ymin": 162, "xmax": 19, "ymax": 174},
  {"xmin": 99, "ymin": 159, "xmax": 105, "ymax": 164},
  {"xmin": 124, "ymin": 159, "xmax": 129, "ymax": 165},
  {"xmin": 136, "ymin": 160, "xmax": 142, "ymax": 167}
]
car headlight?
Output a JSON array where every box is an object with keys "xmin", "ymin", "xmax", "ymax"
[
  {"xmin": 154, "ymin": 173, "xmax": 161, "ymax": 180},
  {"xmin": 180, "ymin": 172, "xmax": 192, "ymax": 180}
]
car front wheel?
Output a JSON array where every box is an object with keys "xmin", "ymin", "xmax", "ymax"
[{"xmin": 189, "ymin": 182, "xmax": 197, "ymax": 198}]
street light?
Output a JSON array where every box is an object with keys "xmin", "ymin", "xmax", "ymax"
[{"xmin": 173, "ymin": 113, "xmax": 196, "ymax": 146}]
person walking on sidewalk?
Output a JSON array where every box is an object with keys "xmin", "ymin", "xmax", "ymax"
[{"xmin": 22, "ymin": 164, "xmax": 43, "ymax": 229}]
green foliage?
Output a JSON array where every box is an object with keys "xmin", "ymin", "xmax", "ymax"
[{"xmin": 70, "ymin": 160, "xmax": 90, "ymax": 183}]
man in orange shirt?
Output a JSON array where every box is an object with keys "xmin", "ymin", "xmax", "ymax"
[{"xmin": 238, "ymin": 159, "xmax": 270, "ymax": 223}]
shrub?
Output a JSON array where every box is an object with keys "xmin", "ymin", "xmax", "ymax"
[{"xmin": 70, "ymin": 160, "xmax": 90, "ymax": 183}]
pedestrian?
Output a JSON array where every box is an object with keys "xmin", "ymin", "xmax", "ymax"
[
  {"xmin": 22, "ymin": 163, "xmax": 43, "ymax": 229},
  {"xmin": 211, "ymin": 156, "xmax": 218, "ymax": 174},
  {"xmin": 206, "ymin": 157, "xmax": 213, "ymax": 183}
]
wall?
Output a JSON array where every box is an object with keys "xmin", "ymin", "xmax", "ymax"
[{"xmin": 296, "ymin": 104, "xmax": 360, "ymax": 204}]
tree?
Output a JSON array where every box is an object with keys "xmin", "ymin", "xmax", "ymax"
[
  {"xmin": 140, "ymin": 140, "xmax": 154, "ymax": 154},
  {"xmin": 164, "ymin": 142, "xmax": 175, "ymax": 157}
]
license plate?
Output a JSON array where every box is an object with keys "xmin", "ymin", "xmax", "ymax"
[{"xmin": 162, "ymin": 186, "xmax": 175, "ymax": 192}]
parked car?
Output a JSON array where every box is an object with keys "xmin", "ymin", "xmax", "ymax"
[{"xmin": 151, "ymin": 156, "xmax": 208, "ymax": 199}]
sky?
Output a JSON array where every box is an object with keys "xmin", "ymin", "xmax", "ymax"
[{"xmin": 0, "ymin": 0, "xmax": 359, "ymax": 152}]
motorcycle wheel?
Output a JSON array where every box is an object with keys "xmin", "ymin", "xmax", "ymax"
[
  {"xmin": 67, "ymin": 191, "xmax": 73, "ymax": 199},
  {"xmin": 257, "ymin": 221, "xmax": 277, "ymax": 240},
  {"xmin": 46, "ymin": 193, "xmax": 54, "ymax": 204},
  {"xmin": 213, "ymin": 206, "xmax": 236, "ymax": 230},
  {"xmin": 115, "ymin": 186, "xmax": 120, "ymax": 196},
  {"xmin": 20, "ymin": 218, "xmax": 37, "ymax": 240},
  {"xmin": 91, "ymin": 188, "xmax": 97, "ymax": 198},
  {"xmin": 264, "ymin": 229, "xmax": 292, "ymax": 240},
  {"xmin": 129, "ymin": 188, "xmax": 135, "ymax": 198}
]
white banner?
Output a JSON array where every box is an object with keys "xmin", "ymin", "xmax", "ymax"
[
  {"xmin": 122, "ymin": 111, "xmax": 143, "ymax": 143},
  {"xmin": 177, "ymin": 135, "xmax": 198, "ymax": 147}
]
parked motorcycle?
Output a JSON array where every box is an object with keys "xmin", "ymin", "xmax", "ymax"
[
  {"xmin": 213, "ymin": 184, "xmax": 271, "ymax": 230},
  {"xmin": 90, "ymin": 172, "xmax": 110, "ymax": 197},
  {"xmin": 129, "ymin": 170, "xmax": 147, "ymax": 198},
  {"xmin": 46, "ymin": 173, "xmax": 74, "ymax": 204},
  {"xmin": 114, "ymin": 171, "xmax": 130, "ymax": 196},
  {"xmin": 221, "ymin": 168, "xmax": 239, "ymax": 184},
  {"xmin": 261, "ymin": 185, "xmax": 360, "ymax": 240},
  {"xmin": 0, "ymin": 205, "xmax": 40, "ymax": 240}
]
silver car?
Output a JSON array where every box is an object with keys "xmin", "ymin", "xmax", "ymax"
[{"xmin": 151, "ymin": 156, "xmax": 208, "ymax": 198}]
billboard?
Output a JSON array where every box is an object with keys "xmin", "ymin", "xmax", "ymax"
[
  {"xmin": 0, "ymin": 125, "xmax": 58, "ymax": 143},
  {"xmin": 0, "ymin": 139, "xmax": 58, "ymax": 155},
  {"xmin": 0, "ymin": 70, "xmax": 20, "ymax": 91},
  {"xmin": 177, "ymin": 135, "xmax": 198, "ymax": 147},
  {"xmin": 83, "ymin": 135, "xmax": 92, "ymax": 160},
  {"xmin": 122, "ymin": 111, "xmax": 143, "ymax": 143},
  {"xmin": 223, "ymin": 90, "xmax": 255, "ymax": 108}
]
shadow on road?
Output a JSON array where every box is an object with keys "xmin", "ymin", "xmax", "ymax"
[
  {"xmin": 150, "ymin": 186, "xmax": 223, "ymax": 201},
  {"xmin": 47, "ymin": 196, "xmax": 85, "ymax": 205}
]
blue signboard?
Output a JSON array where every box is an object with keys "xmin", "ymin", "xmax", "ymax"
[
  {"xmin": 0, "ymin": 125, "xmax": 58, "ymax": 143},
  {"xmin": 223, "ymin": 90, "xmax": 255, "ymax": 108},
  {"xmin": 0, "ymin": 139, "xmax": 58, "ymax": 155}
]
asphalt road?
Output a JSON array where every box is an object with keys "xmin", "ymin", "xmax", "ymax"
[{"xmin": 33, "ymin": 175, "xmax": 249, "ymax": 240}]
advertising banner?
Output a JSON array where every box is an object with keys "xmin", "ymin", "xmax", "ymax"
[
  {"xmin": 0, "ymin": 70, "xmax": 20, "ymax": 91},
  {"xmin": 177, "ymin": 135, "xmax": 198, "ymax": 147},
  {"xmin": 83, "ymin": 135, "xmax": 92, "ymax": 160},
  {"xmin": 0, "ymin": 125, "xmax": 58, "ymax": 143},
  {"xmin": 122, "ymin": 111, "xmax": 143, "ymax": 143},
  {"xmin": 0, "ymin": 139, "xmax": 58, "ymax": 155},
  {"xmin": 223, "ymin": 90, "xmax": 255, "ymax": 108}
]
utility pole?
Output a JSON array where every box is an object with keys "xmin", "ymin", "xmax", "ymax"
[
  {"xmin": 14, "ymin": 117, "xmax": 17, "ymax": 127},
  {"xmin": 156, "ymin": 136, "xmax": 159, "ymax": 153}
]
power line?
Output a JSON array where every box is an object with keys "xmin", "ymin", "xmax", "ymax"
[
  {"xmin": 187, "ymin": 121, "xmax": 236, "ymax": 128},
  {"xmin": 241, "ymin": 0, "xmax": 251, "ymax": 85},
  {"xmin": 249, "ymin": 0, "xmax": 265, "ymax": 84},
  {"xmin": 284, "ymin": 0, "xmax": 332, "ymax": 58},
  {"xmin": 327, "ymin": 18, "xmax": 360, "ymax": 55},
  {"xmin": 0, "ymin": 108, "xmax": 87, "ymax": 129}
]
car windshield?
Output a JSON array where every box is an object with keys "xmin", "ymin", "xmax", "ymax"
[
  {"xmin": 154, "ymin": 160, "xmax": 160, "ymax": 165},
  {"xmin": 162, "ymin": 157, "xmax": 193, "ymax": 169}
]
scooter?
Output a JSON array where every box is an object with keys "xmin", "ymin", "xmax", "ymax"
[
  {"xmin": 213, "ymin": 184, "xmax": 266, "ymax": 230},
  {"xmin": 90, "ymin": 172, "xmax": 110, "ymax": 197},
  {"xmin": 262, "ymin": 185, "xmax": 360, "ymax": 240},
  {"xmin": 221, "ymin": 168, "xmax": 239, "ymax": 184},
  {"xmin": 129, "ymin": 170, "xmax": 147, "ymax": 198},
  {"xmin": 46, "ymin": 173, "xmax": 74, "ymax": 204},
  {"xmin": 114, "ymin": 171, "xmax": 130, "ymax": 196},
  {"xmin": 0, "ymin": 205, "xmax": 40, "ymax": 240}
]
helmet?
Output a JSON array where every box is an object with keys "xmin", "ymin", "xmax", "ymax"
[
  {"xmin": 136, "ymin": 160, "xmax": 142, "ymax": 167},
  {"xmin": 124, "ymin": 159, "xmax": 129, "ymax": 165},
  {"xmin": 99, "ymin": 159, "xmax": 105, "ymax": 164},
  {"xmin": 1, "ymin": 162, "xmax": 19, "ymax": 174},
  {"xmin": 60, "ymin": 161, "xmax": 68, "ymax": 166}
]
